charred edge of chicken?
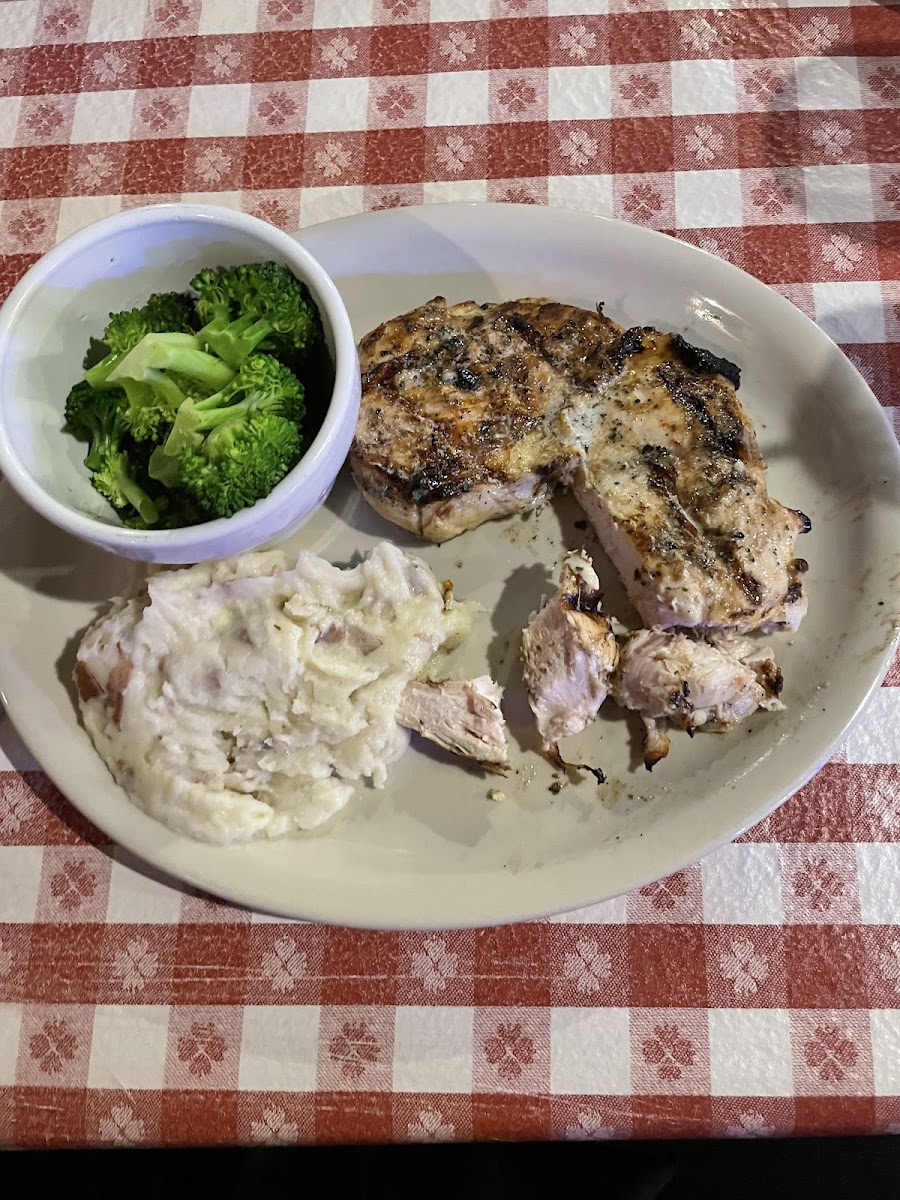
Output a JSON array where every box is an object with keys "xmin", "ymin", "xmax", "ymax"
[
  {"xmin": 670, "ymin": 333, "xmax": 741, "ymax": 390},
  {"xmin": 547, "ymin": 743, "xmax": 607, "ymax": 785},
  {"xmin": 614, "ymin": 328, "xmax": 741, "ymax": 391},
  {"xmin": 349, "ymin": 447, "xmax": 572, "ymax": 512}
]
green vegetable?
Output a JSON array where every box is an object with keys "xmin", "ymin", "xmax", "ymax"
[
  {"xmin": 191, "ymin": 262, "xmax": 321, "ymax": 370},
  {"xmin": 84, "ymin": 292, "xmax": 196, "ymax": 389},
  {"xmin": 162, "ymin": 353, "xmax": 304, "ymax": 458},
  {"xmin": 179, "ymin": 412, "xmax": 302, "ymax": 519},
  {"xmin": 62, "ymin": 265, "xmax": 317, "ymax": 529},
  {"xmin": 120, "ymin": 485, "xmax": 204, "ymax": 530},
  {"xmin": 107, "ymin": 331, "xmax": 235, "ymax": 393},
  {"xmin": 150, "ymin": 355, "xmax": 305, "ymax": 512},
  {"xmin": 118, "ymin": 377, "xmax": 182, "ymax": 444},
  {"xmin": 64, "ymin": 381, "xmax": 158, "ymax": 525}
]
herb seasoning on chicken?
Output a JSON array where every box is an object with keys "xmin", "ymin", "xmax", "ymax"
[{"xmin": 353, "ymin": 297, "xmax": 810, "ymax": 634}]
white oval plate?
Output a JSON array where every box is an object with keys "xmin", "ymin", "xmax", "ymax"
[{"xmin": 1, "ymin": 203, "xmax": 899, "ymax": 929}]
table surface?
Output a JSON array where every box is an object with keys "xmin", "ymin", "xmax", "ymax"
[{"xmin": 1, "ymin": 0, "xmax": 899, "ymax": 1149}]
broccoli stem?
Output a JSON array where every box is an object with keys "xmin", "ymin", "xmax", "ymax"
[
  {"xmin": 200, "ymin": 314, "xmax": 274, "ymax": 370},
  {"xmin": 148, "ymin": 445, "xmax": 182, "ymax": 488},
  {"xmin": 161, "ymin": 395, "xmax": 253, "ymax": 459},
  {"xmin": 118, "ymin": 471, "xmax": 159, "ymax": 525},
  {"xmin": 147, "ymin": 370, "xmax": 188, "ymax": 411},
  {"xmin": 120, "ymin": 374, "xmax": 183, "ymax": 415},
  {"xmin": 108, "ymin": 333, "xmax": 235, "ymax": 391},
  {"xmin": 93, "ymin": 457, "xmax": 159, "ymax": 525},
  {"xmin": 84, "ymin": 352, "xmax": 131, "ymax": 390}
]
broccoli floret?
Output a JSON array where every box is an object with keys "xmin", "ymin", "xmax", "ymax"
[
  {"xmin": 84, "ymin": 292, "xmax": 197, "ymax": 389},
  {"xmin": 63, "ymin": 381, "xmax": 158, "ymax": 524},
  {"xmin": 148, "ymin": 354, "xmax": 304, "ymax": 511},
  {"xmin": 179, "ymin": 413, "xmax": 302, "ymax": 519},
  {"xmin": 91, "ymin": 450, "xmax": 159, "ymax": 526},
  {"xmin": 153, "ymin": 490, "xmax": 205, "ymax": 529},
  {"xmin": 118, "ymin": 378, "xmax": 171, "ymax": 443},
  {"xmin": 106, "ymin": 331, "xmax": 235, "ymax": 394},
  {"xmin": 161, "ymin": 353, "xmax": 304, "ymax": 460},
  {"xmin": 66, "ymin": 272, "xmax": 317, "ymax": 528},
  {"xmin": 139, "ymin": 291, "xmax": 197, "ymax": 334},
  {"xmin": 191, "ymin": 261, "xmax": 321, "ymax": 370},
  {"xmin": 117, "ymin": 369, "xmax": 202, "ymax": 443},
  {"xmin": 64, "ymin": 380, "xmax": 127, "ymax": 470}
]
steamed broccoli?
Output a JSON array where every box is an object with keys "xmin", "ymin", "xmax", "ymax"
[
  {"xmin": 64, "ymin": 381, "xmax": 159, "ymax": 525},
  {"xmin": 119, "ymin": 481, "xmax": 204, "ymax": 530},
  {"xmin": 62, "ymin": 263, "xmax": 323, "ymax": 529},
  {"xmin": 106, "ymin": 331, "xmax": 235, "ymax": 393},
  {"xmin": 84, "ymin": 292, "xmax": 196, "ymax": 389},
  {"xmin": 148, "ymin": 354, "xmax": 304, "ymax": 512},
  {"xmin": 190, "ymin": 262, "xmax": 322, "ymax": 370},
  {"xmin": 179, "ymin": 412, "xmax": 302, "ymax": 519},
  {"xmin": 161, "ymin": 353, "xmax": 304, "ymax": 459},
  {"xmin": 116, "ymin": 364, "xmax": 212, "ymax": 443}
]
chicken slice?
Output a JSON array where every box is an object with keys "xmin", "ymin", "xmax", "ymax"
[
  {"xmin": 521, "ymin": 551, "xmax": 619, "ymax": 752},
  {"xmin": 397, "ymin": 675, "xmax": 511, "ymax": 773},
  {"xmin": 613, "ymin": 628, "xmax": 785, "ymax": 769}
]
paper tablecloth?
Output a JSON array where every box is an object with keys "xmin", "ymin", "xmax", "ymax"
[{"xmin": 1, "ymin": 0, "xmax": 899, "ymax": 1148}]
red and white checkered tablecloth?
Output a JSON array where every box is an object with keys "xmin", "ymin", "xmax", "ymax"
[{"xmin": 1, "ymin": 0, "xmax": 899, "ymax": 1149}]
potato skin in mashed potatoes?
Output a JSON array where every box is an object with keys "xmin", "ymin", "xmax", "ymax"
[{"xmin": 75, "ymin": 543, "xmax": 471, "ymax": 845}]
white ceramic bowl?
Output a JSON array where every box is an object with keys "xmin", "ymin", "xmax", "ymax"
[{"xmin": 0, "ymin": 204, "xmax": 360, "ymax": 563}]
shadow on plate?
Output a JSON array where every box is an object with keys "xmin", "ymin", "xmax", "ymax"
[
  {"xmin": 322, "ymin": 465, "xmax": 425, "ymax": 549},
  {"xmin": 386, "ymin": 739, "xmax": 497, "ymax": 848},
  {"xmin": 755, "ymin": 345, "xmax": 899, "ymax": 615},
  {"xmin": 0, "ymin": 479, "xmax": 136, "ymax": 603},
  {"xmin": 0, "ymin": 710, "xmax": 39, "ymax": 771},
  {"xmin": 487, "ymin": 561, "xmax": 552, "ymax": 755},
  {"xmin": 55, "ymin": 622, "xmax": 89, "ymax": 718}
]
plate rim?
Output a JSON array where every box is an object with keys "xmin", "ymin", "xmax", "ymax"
[{"xmin": 2, "ymin": 200, "xmax": 899, "ymax": 929}]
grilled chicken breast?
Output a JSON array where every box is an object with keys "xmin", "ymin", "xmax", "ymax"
[
  {"xmin": 396, "ymin": 676, "xmax": 510, "ymax": 773},
  {"xmin": 521, "ymin": 551, "xmax": 618, "ymax": 751},
  {"xmin": 613, "ymin": 628, "xmax": 785, "ymax": 768},
  {"xmin": 352, "ymin": 297, "xmax": 622, "ymax": 542},
  {"xmin": 570, "ymin": 328, "xmax": 810, "ymax": 633},
  {"xmin": 353, "ymin": 298, "xmax": 810, "ymax": 633}
]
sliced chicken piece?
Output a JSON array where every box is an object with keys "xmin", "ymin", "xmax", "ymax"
[
  {"xmin": 570, "ymin": 328, "xmax": 810, "ymax": 633},
  {"xmin": 351, "ymin": 297, "xmax": 623, "ymax": 542},
  {"xmin": 397, "ymin": 675, "xmax": 511, "ymax": 773},
  {"xmin": 613, "ymin": 628, "xmax": 785, "ymax": 768},
  {"xmin": 521, "ymin": 551, "xmax": 618, "ymax": 753}
]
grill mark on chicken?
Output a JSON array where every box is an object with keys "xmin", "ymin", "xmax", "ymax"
[
  {"xmin": 496, "ymin": 301, "xmax": 622, "ymax": 389},
  {"xmin": 577, "ymin": 325, "xmax": 808, "ymax": 630},
  {"xmin": 636, "ymin": 445, "xmax": 766, "ymax": 611},
  {"xmin": 655, "ymin": 365, "xmax": 749, "ymax": 464},
  {"xmin": 353, "ymin": 297, "xmax": 810, "ymax": 631}
]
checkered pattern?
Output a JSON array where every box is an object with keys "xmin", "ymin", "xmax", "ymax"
[{"xmin": 1, "ymin": 0, "xmax": 899, "ymax": 1148}]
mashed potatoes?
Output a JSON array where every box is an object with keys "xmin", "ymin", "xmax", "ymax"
[{"xmin": 75, "ymin": 543, "xmax": 471, "ymax": 844}]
